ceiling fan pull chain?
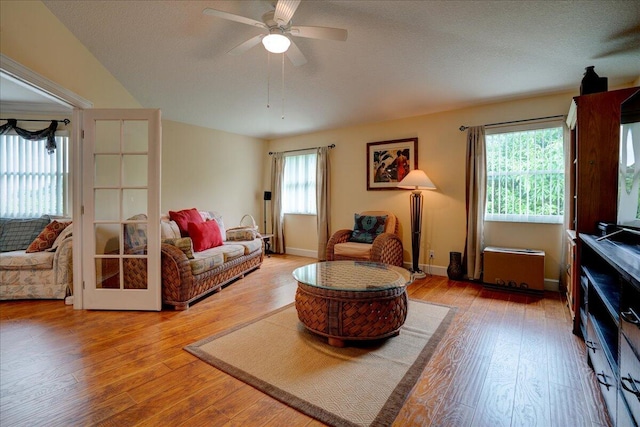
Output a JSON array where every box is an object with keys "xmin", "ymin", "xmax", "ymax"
[
  {"xmin": 281, "ymin": 53, "xmax": 285, "ymax": 120},
  {"xmin": 267, "ymin": 52, "xmax": 271, "ymax": 109}
]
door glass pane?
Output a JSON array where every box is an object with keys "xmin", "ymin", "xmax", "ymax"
[
  {"xmin": 123, "ymin": 154, "xmax": 147, "ymax": 187},
  {"xmin": 95, "ymin": 120, "xmax": 121, "ymax": 153},
  {"xmin": 123, "ymin": 121, "xmax": 148, "ymax": 152},
  {"xmin": 96, "ymin": 258, "xmax": 120, "ymax": 289},
  {"xmin": 94, "ymin": 189, "xmax": 120, "ymax": 221},
  {"xmin": 124, "ymin": 258, "xmax": 148, "ymax": 289},
  {"xmin": 95, "ymin": 154, "xmax": 120, "ymax": 187},
  {"xmin": 95, "ymin": 223, "xmax": 120, "ymax": 255},
  {"xmin": 123, "ymin": 189, "xmax": 147, "ymax": 219},
  {"xmin": 123, "ymin": 222, "xmax": 147, "ymax": 253}
]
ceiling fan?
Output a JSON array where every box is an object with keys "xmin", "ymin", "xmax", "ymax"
[{"xmin": 203, "ymin": 0, "xmax": 348, "ymax": 66}]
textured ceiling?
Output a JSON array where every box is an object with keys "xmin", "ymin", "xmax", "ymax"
[{"xmin": 40, "ymin": 0, "xmax": 640, "ymax": 139}]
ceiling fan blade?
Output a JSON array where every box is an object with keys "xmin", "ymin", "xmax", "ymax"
[
  {"xmin": 228, "ymin": 35, "xmax": 265, "ymax": 55},
  {"xmin": 203, "ymin": 8, "xmax": 267, "ymax": 29},
  {"xmin": 286, "ymin": 41, "xmax": 307, "ymax": 67},
  {"xmin": 290, "ymin": 26, "xmax": 348, "ymax": 41},
  {"xmin": 274, "ymin": 0, "xmax": 301, "ymax": 26}
]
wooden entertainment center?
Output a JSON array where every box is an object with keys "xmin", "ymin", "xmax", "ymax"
[{"xmin": 565, "ymin": 86, "xmax": 640, "ymax": 426}]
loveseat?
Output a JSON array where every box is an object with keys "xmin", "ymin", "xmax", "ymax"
[
  {"xmin": 124, "ymin": 210, "xmax": 264, "ymax": 310},
  {"xmin": 0, "ymin": 217, "xmax": 73, "ymax": 300}
]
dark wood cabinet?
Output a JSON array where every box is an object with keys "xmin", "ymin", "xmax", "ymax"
[
  {"xmin": 566, "ymin": 87, "xmax": 639, "ymax": 337},
  {"xmin": 580, "ymin": 233, "xmax": 640, "ymax": 426}
]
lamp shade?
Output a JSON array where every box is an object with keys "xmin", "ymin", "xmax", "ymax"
[
  {"xmin": 262, "ymin": 33, "xmax": 291, "ymax": 54},
  {"xmin": 397, "ymin": 169, "xmax": 436, "ymax": 190}
]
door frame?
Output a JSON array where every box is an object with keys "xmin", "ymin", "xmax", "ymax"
[{"xmin": 1, "ymin": 54, "xmax": 92, "ymax": 309}]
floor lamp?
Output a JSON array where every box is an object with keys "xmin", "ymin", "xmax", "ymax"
[
  {"xmin": 398, "ymin": 170, "xmax": 436, "ymax": 278},
  {"xmin": 263, "ymin": 191, "xmax": 272, "ymax": 234}
]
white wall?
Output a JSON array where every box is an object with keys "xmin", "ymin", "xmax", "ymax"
[
  {"xmin": 265, "ymin": 90, "xmax": 636, "ymax": 288},
  {"xmin": 0, "ymin": 1, "xmax": 141, "ymax": 109},
  {"xmin": 161, "ymin": 120, "xmax": 266, "ymax": 226}
]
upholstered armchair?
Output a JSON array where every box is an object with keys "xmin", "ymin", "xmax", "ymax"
[{"xmin": 326, "ymin": 210, "xmax": 404, "ymax": 266}]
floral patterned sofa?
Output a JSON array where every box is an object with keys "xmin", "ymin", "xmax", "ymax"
[
  {"xmin": 0, "ymin": 217, "xmax": 73, "ymax": 300},
  {"xmin": 123, "ymin": 210, "xmax": 264, "ymax": 310}
]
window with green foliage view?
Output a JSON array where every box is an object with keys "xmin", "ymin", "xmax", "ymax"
[{"xmin": 485, "ymin": 126, "xmax": 564, "ymax": 223}]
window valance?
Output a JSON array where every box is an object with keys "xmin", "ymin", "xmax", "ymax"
[{"xmin": 0, "ymin": 119, "xmax": 61, "ymax": 153}]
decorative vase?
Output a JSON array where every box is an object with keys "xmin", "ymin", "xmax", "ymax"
[
  {"xmin": 447, "ymin": 251, "xmax": 464, "ymax": 280},
  {"xmin": 580, "ymin": 66, "xmax": 608, "ymax": 95}
]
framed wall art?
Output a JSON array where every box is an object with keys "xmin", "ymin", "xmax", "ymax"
[{"xmin": 366, "ymin": 137, "xmax": 418, "ymax": 190}]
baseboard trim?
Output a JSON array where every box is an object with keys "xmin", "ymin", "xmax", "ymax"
[
  {"xmin": 284, "ymin": 247, "xmax": 318, "ymax": 259},
  {"xmin": 544, "ymin": 279, "xmax": 559, "ymax": 292},
  {"xmin": 405, "ymin": 262, "xmax": 560, "ymax": 292},
  {"xmin": 403, "ymin": 262, "xmax": 447, "ymax": 278}
]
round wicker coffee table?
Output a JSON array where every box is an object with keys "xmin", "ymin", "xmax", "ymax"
[{"xmin": 293, "ymin": 261, "xmax": 412, "ymax": 347}]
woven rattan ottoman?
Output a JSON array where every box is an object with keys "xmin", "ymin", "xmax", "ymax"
[{"xmin": 293, "ymin": 261, "xmax": 412, "ymax": 347}]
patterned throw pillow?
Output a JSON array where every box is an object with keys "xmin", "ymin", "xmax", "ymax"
[
  {"xmin": 162, "ymin": 237, "xmax": 195, "ymax": 259},
  {"xmin": 47, "ymin": 223, "xmax": 73, "ymax": 252},
  {"xmin": 26, "ymin": 220, "xmax": 71, "ymax": 253},
  {"xmin": 0, "ymin": 216, "xmax": 51, "ymax": 252},
  {"xmin": 226, "ymin": 227, "xmax": 259, "ymax": 241},
  {"xmin": 123, "ymin": 214, "xmax": 148, "ymax": 251},
  {"xmin": 160, "ymin": 220, "xmax": 181, "ymax": 239},
  {"xmin": 349, "ymin": 214, "xmax": 388, "ymax": 244}
]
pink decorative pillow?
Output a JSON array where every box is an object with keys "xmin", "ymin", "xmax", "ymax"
[
  {"xmin": 188, "ymin": 220, "xmax": 223, "ymax": 252},
  {"xmin": 26, "ymin": 220, "xmax": 71, "ymax": 253},
  {"xmin": 169, "ymin": 208, "xmax": 203, "ymax": 237}
]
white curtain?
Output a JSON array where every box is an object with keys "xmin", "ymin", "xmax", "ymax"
[
  {"xmin": 316, "ymin": 146, "xmax": 331, "ymax": 261},
  {"xmin": 463, "ymin": 126, "xmax": 486, "ymax": 280},
  {"xmin": 270, "ymin": 153, "xmax": 286, "ymax": 254}
]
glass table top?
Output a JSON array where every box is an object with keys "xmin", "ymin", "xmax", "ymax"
[{"xmin": 292, "ymin": 261, "xmax": 412, "ymax": 291}]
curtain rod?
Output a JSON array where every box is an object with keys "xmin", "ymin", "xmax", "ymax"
[
  {"xmin": 269, "ymin": 143, "xmax": 335, "ymax": 155},
  {"xmin": 1, "ymin": 118, "xmax": 70, "ymax": 125},
  {"xmin": 459, "ymin": 114, "xmax": 564, "ymax": 131}
]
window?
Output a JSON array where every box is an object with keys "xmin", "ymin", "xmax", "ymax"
[
  {"xmin": 0, "ymin": 133, "xmax": 69, "ymax": 217},
  {"xmin": 485, "ymin": 124, "xmax": 564, "ymax": 223},
  {"xmin": 282, "ymin": 153, "xmax": 316, "ymax": 214}
]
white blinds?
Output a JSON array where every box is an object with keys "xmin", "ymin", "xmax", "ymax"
[
  {"xmin": 0, "ymin": 134, "xmax": 69, "ymax": 217},
  {"xmin": 282, "ymin": 153, "xmax": 317, "ymax": 215}
]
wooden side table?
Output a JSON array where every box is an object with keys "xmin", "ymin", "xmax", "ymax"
[{"xmin": 261, "ymin": 233, "xmax": 274, "ymax": 257}]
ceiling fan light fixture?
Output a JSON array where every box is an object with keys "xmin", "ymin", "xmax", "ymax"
[{"xmin": 262, "ymin": 33, "xmax": 291, "ymax": 53}]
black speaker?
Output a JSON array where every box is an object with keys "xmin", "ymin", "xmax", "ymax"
[{"xmin": 263, "ymin": 191, "xmax": 272, "ymax": 201}]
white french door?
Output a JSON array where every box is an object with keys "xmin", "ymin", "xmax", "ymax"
[{"xmin": 82, "ymin": 109, "xmax": 161, "ymax": 310}]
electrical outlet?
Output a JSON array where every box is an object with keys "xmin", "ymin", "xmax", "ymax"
[{"xmin": 429, "ymin": 250, "xmax": 435, "ymax": 259}]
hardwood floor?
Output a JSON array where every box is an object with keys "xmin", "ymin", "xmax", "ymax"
[{"xmin": 0, "ymin": 255, "xmax": 611, "ymax": 427}]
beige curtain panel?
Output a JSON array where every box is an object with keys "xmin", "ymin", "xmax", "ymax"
[
  {"xmin": 316, "ymin": 146, "xmax": 331, "ymax": 261},
  {"xmin": 270, "ymin": 153, "xmax": 286, "ymax": 254},
  {"xmin": 464, "ymin": 126, "xmax": 486, "ymax": 280}
]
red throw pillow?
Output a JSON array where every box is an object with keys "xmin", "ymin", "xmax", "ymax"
[
  {"xmin": 188, "ymin": 220, "xmax": 223, "ymax": 252},
  {"xmin": 169, "ymin": 208, "xmax": 202, "ymax": 237}
]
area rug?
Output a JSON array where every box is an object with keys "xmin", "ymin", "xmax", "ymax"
[{"xmin": 185, "ymin": 299, "xmax": 456, "ymax": 427}]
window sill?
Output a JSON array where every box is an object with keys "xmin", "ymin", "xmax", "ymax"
[{"xmin": 485, "ymin": 218, "xmax": 563, "ymax": 225}]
